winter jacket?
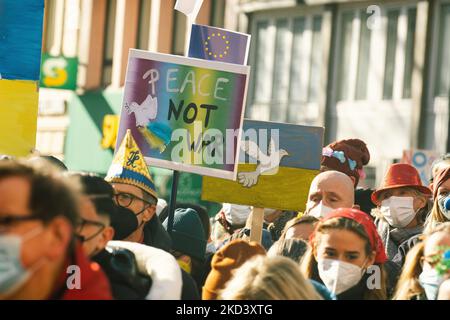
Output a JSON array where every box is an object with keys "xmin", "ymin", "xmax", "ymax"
[
  {"xmin": 51, "ymin": 242, "xmax": 112, "ymax": 300},
  {"xmin": 143, "ymin": 215, "xmax": 173, "ymax": 252},
  {"xmin": 374, "ymin": 217, "xmax": 423, "ymax": 266},
  {"xmin": 107, "ymin": 240, "xmax": 183, "ymax": 299},
  {"xmin": 92, "ymin": 248, "xmax": 151, "ymax": 300}
]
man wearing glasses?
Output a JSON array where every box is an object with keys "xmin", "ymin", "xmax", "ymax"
[
  {"xmin": 0, "ymin": 159, "xmax": 112, "ymax": 300},
  {"xmin": 105, "ymin": 130, "xmax": 172, "ymax": 252},
  {"xmin": 105, "ymin": 130, "xmax": 200, "ymax": 299}
]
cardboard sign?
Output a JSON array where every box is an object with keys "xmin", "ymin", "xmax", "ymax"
[
  {"xmin": 401, "ymin": 149, "xmax": 440, "ymax": 186},
  {"xmin": 0, "ymin": 0, "xmax": 44, "ymax": 156},
  {"xmin": 116, "ymin": 49, "xmax": 250, "ymax": 180},
  {"xmin": 202, "ymin": 120, "xmax": 324, "ymax": 211},
  {"xmin": 188, "ymin": 24, "xmax": 250, "ymax": 65}
]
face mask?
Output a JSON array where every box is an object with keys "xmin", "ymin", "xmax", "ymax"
[
  {"xmin": 317, "ymin": 258, "xmax": 365, "ymax": 295},
  {"xmin": 309, "ymin": 202, "xmax": 334, "ymax": 219},
  {"xmin": 0, "ymin": 227, "xmax": 44, "ymax": 296},
  {"xmin": 380, "ymin": 196, "xmax": 417, "ymax": 228},
  {"xmin": 418, "ymin": 265, "xmax": 444, "ymax": 300},
  {"xmin": 437, "ymin": 195, "xmax": 450, "ymax": 219},
  {"xmin": 111, "ymin": 206, "xmax": 140, "ymax": 240}
]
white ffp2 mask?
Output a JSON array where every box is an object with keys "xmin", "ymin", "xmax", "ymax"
[
  {"xmin": 308, "ymin": 202, "xmax": 334, "ymax": 219},
  {"xmin": 317, "ymin": 258, "xmax": 365, "ymax": 295},
  {"xmin": 380, "ymin": 196, "xmax": 417, "ymax": 228}
]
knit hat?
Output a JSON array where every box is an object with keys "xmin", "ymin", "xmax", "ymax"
[
  {"xmin": 105, "ymin": 129, "xmax": 157, "ymax": 199},
  {"xmin": 321, "ymin": 139, "xmax": 370, "ymax": 186},
  {"xmin": 163, "ymin": 208, "xmax": 206, "ymax": 262},
  {"xmin": 202, "ymin": 239, "xmax": 266, "ymax": 300},
  {"xmin": 371, "ymin": 163, "xmax": 432, "ymax": 204}
]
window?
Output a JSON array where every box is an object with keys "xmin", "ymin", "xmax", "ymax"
[
  {"xmin": 435, "ymin": 3, "xmax": 450, "ymax": 97},
  {"xmin": 248, "ymin": 13, "xmax": 323, "ymax": 123},
  {"xmin": 137, "ymin": 0, "xmax": 152, "ymax": 50},
  {"xmin": 102, "ymin": 0, "xmax": 117, "ymax": 86},
  {"xmin": 172, "ymin": 11, "xmax": 187, "ymax": 55},
  {"xmin": 383, "ymin": 9, "xmax": 400, "ymax": 100},
  {"xmin": 336, "ymin": 5, "xmax": 416, "ymax": 102}
]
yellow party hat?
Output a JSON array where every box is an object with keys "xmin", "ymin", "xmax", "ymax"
[{"xmin": 105, "ymin": 129, "xmax": 157, "ymax": 199}]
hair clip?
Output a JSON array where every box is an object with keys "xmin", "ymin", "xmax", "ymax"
[
  {"xmin": 348, "ymin": 158, "xmax": 357, "ymax": 171},
  {"xmin": 322, "ymin": 147, "xmax": 334, "ymax": 157}
]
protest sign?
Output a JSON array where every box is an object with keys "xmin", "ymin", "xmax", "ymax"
[
  {"xmin": 116, "ymin": 49, "xmax": 250, "ymax": 180},
  {"xmin": 202, "ymin": 120, "xmax": 323, "ymax": 211},
  {"xmin": 0, "ymin": 0, "xmax": 44, "ymax": 156},
  {"xmin": 188, "ymin": 24, "xmax": 250, "ymax": 65},
  {"xmin": 401, "ymin": 149, "xmax": 440, "ymax": 186}
]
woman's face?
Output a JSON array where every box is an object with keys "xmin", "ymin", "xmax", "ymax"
[
  {"xmin": 314, "ymin": 229, "xmax": 375, "ymax": 268},
  {"xmin": 378, "ymin": 187, "xmax": 426, "ymax": 212},
  {"xmin": 423, "ymin": 231, "xmax": 450, "ymax": 273},
  {"xmin": 436, "ymin": 178, "xmax": 450, "ymax": 200}
]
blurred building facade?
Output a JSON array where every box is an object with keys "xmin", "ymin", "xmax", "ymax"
[{"xmin": 37, "ymin": 0, "xmax": 449, "ymax": 189}]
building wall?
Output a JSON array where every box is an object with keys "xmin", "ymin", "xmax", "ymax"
[{"xmin": 231, "ymin": 0, "xmax": 450, "ymax": 187}]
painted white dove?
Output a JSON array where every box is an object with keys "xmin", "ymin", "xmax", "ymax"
[
  {"xmin": 237, "ymin": 138, "xmax": 289, "ymax": 188},
  {"xmin": 125, "ymin": 94, "xmax": 158, "ymax": 127}
]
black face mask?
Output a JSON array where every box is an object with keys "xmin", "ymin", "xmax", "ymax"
[{"xmin": 111, "ymin": 206, "xmax": 140, "ymax": 240}]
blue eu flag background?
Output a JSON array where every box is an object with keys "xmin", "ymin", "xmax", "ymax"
[{"xmin": 188, "ymin": 24, "xmax": 250, "ymax": 65}]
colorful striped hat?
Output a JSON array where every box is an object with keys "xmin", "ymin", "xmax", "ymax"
[{"xmin": 105, "ymin": 129, "xmax": 157, "ymax": 199}]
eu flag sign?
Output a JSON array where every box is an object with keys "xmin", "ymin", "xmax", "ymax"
[{"xmin": 188, "ymin": 24, "xmax": 250, "ymax": 65}]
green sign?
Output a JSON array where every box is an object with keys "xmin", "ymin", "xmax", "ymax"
[{"xmin": 40, "ymin": 54, "xmax": 78, "ymax": 90}]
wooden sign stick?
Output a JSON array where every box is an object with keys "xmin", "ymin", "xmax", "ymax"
[{"xmin": 249, "ymin": 207, "xmax": 264, "ymax": 243}]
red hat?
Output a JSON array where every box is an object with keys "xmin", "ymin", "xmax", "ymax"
[
  {"xmin": 310, "ymin": 208, "xmax": 387, "ymax": 264},
  {"xmin": 321, "ymin": 139, "xmax": 370, "ymax": 186},
  {"xmin": 371, "ymin": 163, "xmax": 432, "ymax": 205},
  {"xmin": 432, "ymin": 167, "xmax": 450, "ymax": 200}
]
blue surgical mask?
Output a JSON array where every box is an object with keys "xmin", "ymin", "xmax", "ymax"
[
  {"xmin": 0, "ymin": 227, "xmax": 43, "ymax": 296},
  {"xmin": 418, "ymin": 266, "xmax": 444, "ymax": 300},
  {"xmin": 437, "ymin": 195, "xmax": 450, "ymax": 220}
]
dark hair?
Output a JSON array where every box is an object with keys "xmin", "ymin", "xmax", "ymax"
[
  {"xmin": 159, "ymin": 202, "xmax": 211, "ymax": 241},
  {"xmin": 275, "ymin": 238, "xmax": 308, "ymax": 263},
  {"xmin": 0, "ymin": 159, "xmax": 81, "ymax": 227},
  {"xmin": 69, "ymin": 172, "xmax": 116, "ymax": 220}
]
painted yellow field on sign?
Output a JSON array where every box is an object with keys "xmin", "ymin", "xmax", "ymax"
[
  {"xmin": 0, "ymin": 80, "xmax": 39, "ymax": 156},
  {"xmin": 202, "ymin": 163, "xmax": 318, "ymax": 211}
]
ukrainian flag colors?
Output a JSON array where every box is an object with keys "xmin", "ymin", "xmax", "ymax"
[{"xmin": 0, "ymin": 0, "xmax": 45, "ymax": 156}]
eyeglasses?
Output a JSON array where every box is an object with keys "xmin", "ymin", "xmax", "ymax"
[
  {"xmin": 75, "ymin": 218, "xmax": 105, "ymax": 242},
  {"xmin": 0, "ymin": 215, "xmax": 42, "ymax": 227},
  {"xmin": 114, "ymin": 192, "xmax": 153, "ymax": 208}
]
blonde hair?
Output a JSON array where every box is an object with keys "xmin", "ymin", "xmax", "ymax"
[
  {"xmin": 219, "ymin": 256, "xmax": 323, "ymax": 300},
  {"xmin": 393, "ymin": 222, "xmax": 450, "ymax": 300},
  {"xmin": 300, "ymin": 217, "xmax": 388, "ymax": 300}
]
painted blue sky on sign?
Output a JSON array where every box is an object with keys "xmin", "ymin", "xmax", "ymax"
[{"xmin": 238, "ymin": 120, "xmax": 324, "ymax": 171}]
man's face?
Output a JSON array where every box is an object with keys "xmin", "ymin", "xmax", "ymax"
[
  {"xmin": 306, "ymin": 172, "xmax": 355, "ymax": 213},
  {"xmin": 0, "ymin": 176, "xmax": 72, "ymax": 298},
  {"xmin": 111, "ymin": 183, "xmax": 156, "ymax": 230},
  {"xmin": 76, "ymin": 196, "xmax": 112, "ymax": 257}
]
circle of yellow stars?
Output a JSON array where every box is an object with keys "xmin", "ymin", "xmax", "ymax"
[{"xmin": 204, "ymin": 32, "xmax": 230, "ymax": 59}]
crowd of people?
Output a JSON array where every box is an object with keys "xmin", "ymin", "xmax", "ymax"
[{"xmin": 0, "ymin": 130, "xmax": 449, "ymax": 300}]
